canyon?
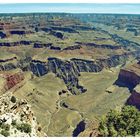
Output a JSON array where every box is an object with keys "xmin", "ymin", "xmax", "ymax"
[{"xmin": 0, "ymin": 13, "xmax": 140, "ymax": 136}]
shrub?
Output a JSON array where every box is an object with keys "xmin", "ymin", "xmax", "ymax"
[
  {"xmin": 10, "ymin": 96, "xmax": 16, "ymax": 103},
  {"xmin": 98, "ymin": 105, "xmax": 140, "ymax": 136},
  {"xmin": 11, "ymin": 120, "xmax": 16, "ymax": 126},
  {"xmin": 17, "ymin": 123, "xmax": 31, "ymax": 133},
  {"xmin": 0, "ymin": 130, "xmax": 10, "ymax": 137},
  {"xmin": 1, "ymin": 124, "xmax": 10, "ymax": 131},
  {"xmin": 38, "ymin": 126, "xmax": 42, "ymax": 132}
]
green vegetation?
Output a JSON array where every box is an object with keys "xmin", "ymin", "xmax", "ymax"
[
  {"xmin": 1, "ymin": 124, "xmax": 10, "ymax": 131},
  {"xmin": 0, "ymin": 124, "xmax": 10, "ymax": 131},
  {"xmin": 10, "ymin": 96, "xmax": 16, "ymax": 103},
  {"xmin": 0, "ymin": 123, "xmax": 10, "ymax": 137},
  {"xmin": 16, "ymin": 123, "xmax": 31, "ymax": 133},
  {"xmin": 98, "ymin": 105, "xmax": 140, "ymax": 136},
  {"xmin": 0, "ymin": 130, "xmax": 10, "ymax": 137},
  {"xmin": 11, "ymin": 120, "xmax": 16, "ymax": 126}
]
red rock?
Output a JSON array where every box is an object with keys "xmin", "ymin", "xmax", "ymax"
[
  {"xmin": 4, "ymin": 72, "xmax": 24, "ymax": 91},
  {"xmin": 117, "ymin": 62, "xmax": 140, "ymax": 87},
  {"xmin": 117, "ymin": 61, "xmax": 140, "ymax": 109}
]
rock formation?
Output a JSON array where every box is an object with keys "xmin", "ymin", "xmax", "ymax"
[
  {"xmin": 116, "ymin": 61, "xmax": 140, "ymax": 90},
  {"xmin": 3, "ymin": 72, "xmax": 24, "ymax": 91},
  {"xmin": 63, "ymin": 45, "xmax": 81, "ymax": 50},
  {"xmin": 33, "ymin": 42, "xmax": 52, "ymax": 48},
  {"xmin": 127, "ymin": 84, "xmax": 140, "ymax": 109},
  {"xmin": 116, "ymin": 60, "xmax": 140, "ymax": 109},
  {"xmin": 29, "ymin": 51, "xmax": 139, "ymax": 95},
  {"xmin": 10, "ymin": 30, "xmax": 26, "ymax": 35},
  {"xmin": 0, "ymin": 31, "xmax": 6, "ymax": 38},
  {"xmin": 50, "ymin": 31, "xmax": 64, "ymax": 39},
  {"xmin": 0, "ymin": 41, "xmax": 32, "ymax": 47},
  {"xmin": 76, "ymin": 42, "xmax": 121, "ymax": 50},
  {"xmin": 0, "ymin": 92, "xmax": 39, "ymax": 137}
]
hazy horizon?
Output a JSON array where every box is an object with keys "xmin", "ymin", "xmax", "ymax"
[{"xmin": 0, "ymin": 3, "xmax": 140, "ymax": 14}]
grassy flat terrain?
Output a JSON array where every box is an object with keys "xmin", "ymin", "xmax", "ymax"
[
  {"xmin": 13, "ymin": 72, "xmax": 70, "ymax": 135},
  {"xmin": 12, "ymin": 67, "xmax": 131, "ymax": 136},
  {"xmin": 64, "ymin": 69, "xmax": 130, "ymax": 121}
]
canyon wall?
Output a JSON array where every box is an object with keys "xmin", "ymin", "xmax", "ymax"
[
  {"xmin": 116, "ymin": 61, "xmax": 140, "ymax": 109},
  {"xmin": 0, "ymin": 50, "xmax": 140, "ymax": 95},
  {"xmin": 30, "ymin": 51, "xmax": 140, "ymax": 95},
  {"xmin": 127, "ymin": 85, "xmax": 140, "ymax": 109}
]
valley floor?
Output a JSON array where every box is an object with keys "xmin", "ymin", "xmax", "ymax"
[{"xmin": 13, "ymin": 68, "xmax": 130, "ymax": 136}]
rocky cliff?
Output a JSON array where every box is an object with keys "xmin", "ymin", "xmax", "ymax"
[
  {"xmin": 0, "ymin": 92, "xmax": 40, "ymax": 137},
  {"xmin": 117, "ymin": 69, "xmax": 140, "ymax": 89},
  {"xmin": 0, "ymin": 41, "xmax": 32, "ymax": 47},
  {"xmin": 116, "ymin": 62, "xmax": 140, "ymax": 90},
  {"xmin": 76, "ymin": 42, "xmax": 121, "ymax": 50},
  {"xmin": 0, "ymin": 50, "xmax": 139, "ymax": 95},
  {"xmin": 0, "ymin": 57, "xmax": 17, "ymax": 71},
  {"xmin": 127, "ymin": 84, "xmax": 140, "ymax": 109},
  {"xmin": 116, "ymin": 61, "xmax": 140, "ymax": 109},
  {"xmin": 0, "ymin": 31, "xmax": 6, "ymax": 38},
  {"xmin": 29, "ymin": 51, "xmax": 140, "ymax": 95}
]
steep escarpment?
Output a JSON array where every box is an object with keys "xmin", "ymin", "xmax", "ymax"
[
  {"xmin": 116, "ymin": 61, "xmax": 140, "ymax": 90},
  {"xmin": 0, "ymin": 57, "xmax": 17, "ymax": 71},
  {"xmin": 115, "ymin": 61, "xmax": 140, "ymax": 109},
  {"xmin": 127, "ymin": 84, "xmax": 140, "ymax": 109},
  {"xmin": 47, "ymin": 57, "xmax": 86, "ymax": 95},
  {"xmin": 0, "ymin": 41, "xmax": 32, "ymax": 47},
  {"xmin": 30, "ymin": 58, "xmax": 85, "ymax": 95},
  {"xmin": 71, "ymin": 51, "xmax": 140, "ymax": 72},
  {"xmin": 111, "ymin": 34, "xmax": 140, "ymax": 49},
  {"xmin": 94, "ymin": 26, "xmax": 140, "ymax": 50},
  {"xmin": 0, "ymin": 49, "xmax": 139, "ymax": 95},
  {"xmin": 30, "ymin": 51, "xmax": 140, "ymax": 95},
  {"xmin": 71, "ymin": 58, "xmax": 102, "ymax": 72},
  {"xmin": 0, "ymin": 31, "xmax": 6, "ymax": 38},
  {"xmin": 76, "ymin": 42, "xmax": 121, "ymax": 50},
  {"xmin": 116, "ymin": 69, "xmax": 140, "ymax": 89},
  {"xmin": 30, "ymin": 60, "xmax": 48, "ymax": 77},
  {"xmin": 10, "ymin": 30, "xmax": 26, "ymax": 35},
  {"xmin": 0, "ymin": 63, "xmax": 16, "ymax": 71}
]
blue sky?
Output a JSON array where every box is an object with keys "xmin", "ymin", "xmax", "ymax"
[{"xmin": 0, "ymin": 3, "xmax": 140, "ymax": 14}]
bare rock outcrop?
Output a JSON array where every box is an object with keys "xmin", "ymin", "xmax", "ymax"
[
  {"xmin": 116, "ymin": 62, "xmax": 140, "ymax": 90},
  {"xmin": 0, "ymin": 71, "xmax": 25, "ymax": 93},
  {"xmin": 3, "ymin": 72, "xmax": 24, "ymax": 91},
  {"xmin": 116, "ymin": 61, "xmax": 140, "ymax": 109},
  {"xmin": 127, "ymin": 84, "xmax": 140, "ymax": 109},
  {"xmin": 0, "ymin": 92, "xmax": 40, "ymax": 137}
]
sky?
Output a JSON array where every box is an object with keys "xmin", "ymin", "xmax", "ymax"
[{"xmin": 0, "ymin": 3, "xmax": 140, "ymax": 14}]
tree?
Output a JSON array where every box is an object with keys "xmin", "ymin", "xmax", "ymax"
[
  {"xmin": 11, "ymin": 120, "xmax": 16, "ymax": 126},
  {"xmin": 17, "ymin": 123, "xmax": 31, "ymax": 133},
  {"xmin": 98, "ymin": 105, "xmax": 140, "ymax": 136},
  {"xmin": 10, "ymin": 96, "xmax": 16, "ymax": 103},
  {"xmin": 0, "ymin": 130, "xmax": 10, "ymax": 137}
]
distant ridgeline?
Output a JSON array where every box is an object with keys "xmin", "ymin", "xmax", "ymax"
[{"xmin": 0, "ymin": 13, "xmax": 140, "ymax": 95}]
